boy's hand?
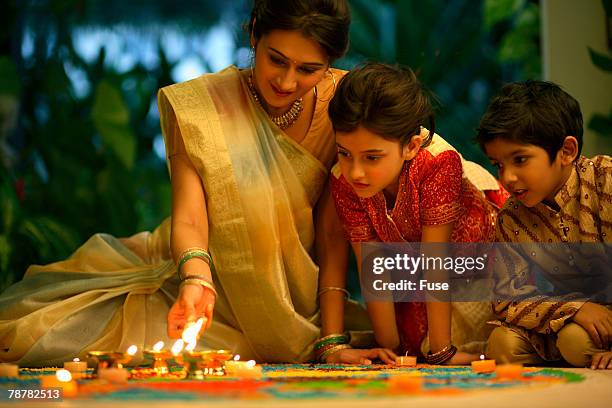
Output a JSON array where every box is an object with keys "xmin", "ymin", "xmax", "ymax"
[
  {"xmin": 572, "ymin": 302, "xmax": 612, "ymax": 349},
  {"xmin": 590, "ymin": 351, "xmax": 612, "ymax": 370}
]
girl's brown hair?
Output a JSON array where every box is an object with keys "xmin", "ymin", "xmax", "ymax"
[{"xmin": 329, "ymin": 62, "xmax": 435, "ymax": 147}]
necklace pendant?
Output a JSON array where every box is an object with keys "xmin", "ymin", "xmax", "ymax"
[{"xmin": 248, "ymin": 75, "xmax": 303, "ymax": 130}]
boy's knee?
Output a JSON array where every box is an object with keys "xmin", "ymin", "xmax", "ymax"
[
  {"xmin": 486, "ymin": 326, "xmax": 533, "ymax": 363},
  {"xmin": 556, "ymin": 323, "xmax": 597, "ymax": 367}
]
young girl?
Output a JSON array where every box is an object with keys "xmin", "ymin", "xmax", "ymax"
[{"xmin": 317, "ymin": 63, "xmax": 509, "ymax": 365}]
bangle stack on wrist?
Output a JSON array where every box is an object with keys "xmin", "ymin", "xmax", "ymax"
[
  {"xmin": 425, "ymin": 344, "xmax": 457, "ymax": 365},
  {"xmin": 177, "ymin": 247, "xmax": 217, "ymax": 298},
  {"xmin": 314, "ymin": 333, "xmax": 351, "ymax": 363},
  {"xmin": 178, "ymin": 247, "xmax": 213, "ymax": 280}
]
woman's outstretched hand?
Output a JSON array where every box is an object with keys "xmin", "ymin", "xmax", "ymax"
[
  {"xmin": 167, "ymin": 283, "xmax": 215, "ymax": 339},
  {"xmin": 324, "ymin": 347, "xmax": 397, "ymax": 365}
]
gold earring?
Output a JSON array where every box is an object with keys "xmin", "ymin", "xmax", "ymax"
[
  {"xmin": 249, "ymin": 47, "xmax": 255, "ymax": 78},
  {"xmin": 313, "ymin": 70, "xmax": 336, "ymax": 102}
]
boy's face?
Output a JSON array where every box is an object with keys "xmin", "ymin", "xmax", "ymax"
[
  {"xmin": 335, "ymin": 126, "xmax": 419, "ymax": 198},
  {"xmin": 484, "ymin": 138, "xmax": 571, "ymax": 207}
]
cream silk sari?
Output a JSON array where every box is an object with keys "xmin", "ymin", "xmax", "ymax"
[{"xmin": 0, "ymin": 66, "xmax": 358, "ymax": 366}]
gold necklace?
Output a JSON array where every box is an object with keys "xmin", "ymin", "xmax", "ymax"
[{"xmin": 247, "ymin": 75, "xmax": 303, "ymax": 130}]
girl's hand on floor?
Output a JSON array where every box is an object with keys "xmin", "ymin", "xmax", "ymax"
[{"xmin": 325, "ymin": 348, "xmax": 397, "ymax": 365}]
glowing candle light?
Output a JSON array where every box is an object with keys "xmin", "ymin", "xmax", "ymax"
[
  {"xmin": 395, "ymin": 356, "xmax": 417, "ymax": 367},
  {"xmin": 56, "ymin": 369, "xmax": 72, "ymax": 382},
  {"xmin": 171, "ymin": 339, "xmax": 185, "ymax": 356},
  {"xmin": 127, "ymin": 345, "xmax": 138, "ymax": 356},
  {"xmin": 471, "ymin": 354, "xmax": 496, "ymax": 373},
  {"xmin": 496, "ymin": 363, "xmax": 523, "ymax": 380},
  {"xmin": 41, "ymin": 369, "xmax": 78, "ymax": 397},
  {"xmin": 182, "ymin": 318, "xmax": 205, "ymax": 344},
  {"xmin": 63, "ymin": 358, "xmax": 87, "ymax": 378},
  {"xmin": 0, "ymin": 363, "xmax": 19, "ymax": 378},
  {"xmin": 224, "ymin": 358, "xmax": 263, "ymax": 378}
]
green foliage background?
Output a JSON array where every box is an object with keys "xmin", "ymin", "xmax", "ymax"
[{"xmin": 0, "ymin": 0, "xmax": 543, "ymax": 291}]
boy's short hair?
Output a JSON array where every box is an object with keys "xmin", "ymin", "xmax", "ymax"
[{"xmin": 476, "ymin": 80, "xmax": 583, "ymax": 162}]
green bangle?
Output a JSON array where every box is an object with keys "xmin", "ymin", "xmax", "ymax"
[
  {"xmin": 314, "ymin": 334, "xmax": 348, "ymax": 350},
  {"xmin": 178, "ymin": 250, "xmax": 212, "ymax": 279}
]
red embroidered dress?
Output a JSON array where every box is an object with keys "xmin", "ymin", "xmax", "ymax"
[{"xmin": 331, "ymin": 148, "xmax": 504, "ymax": 355}]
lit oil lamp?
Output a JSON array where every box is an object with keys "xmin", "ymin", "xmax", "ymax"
[
  {"xmin": 88, "ymin": 345, "xmax": 137, "ymax": 376},
  {"xmin": 224, "ymin": 355, "xmax": 263, "ymax": 378},
  {"xmin": 41, "ymin": 369, "xmax": 78, "ymax": 397},
  {"xmin": 182, "ymin": 350, "xmax": 208, "ymax": 380},
  {"xmin": 202, "ymin": 350, "xmax": 233, "ymax": 376},
  {"xmin": 143, "ymin": 341, "xmax": 173, "ymax": 375},
  {"xmin": 471, "ymin": 354, "xmax": 496, "ymax": 373}
]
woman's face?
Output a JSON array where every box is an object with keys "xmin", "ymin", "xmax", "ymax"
[{"xmin": 252, "ymin": 29, "xmax": 329, "ymax": 113}]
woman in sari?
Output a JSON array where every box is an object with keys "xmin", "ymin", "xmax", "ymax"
[{"xmin": 0, "ymin": 0, "xmax": 360, "ymax": 366}]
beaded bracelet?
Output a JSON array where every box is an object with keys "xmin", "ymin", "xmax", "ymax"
[
  {"xmin": 180, "ymin": 278, "xmax": 218, "ymax": 298},
  {"xmin": 425, "ymin": 344, "xmax": 457, "ymax": 365}
]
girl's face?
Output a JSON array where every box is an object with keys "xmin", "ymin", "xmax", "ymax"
[
  {"xmin": 336, "ymin": 126, "xmax": 421, "ymax": 199},
  {"xmin": 252, "ymin": 29, "xmax": 329, "ymax": 115}
]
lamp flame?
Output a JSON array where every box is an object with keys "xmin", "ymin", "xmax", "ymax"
[
  {"xmin": 72, "ymin": 358, "xmax": 80, "ymax": 363},
  {"xmin": 246, "ymin": 360, "xmax": 256, "ymax": 368},
  {"xmin": 153, "ymin": 341, "xmax": 164, "ymax": 352},
  {"xmin": 181, "ymin": 317, "xmax": 205, "ymax": 348},
  {"xmin": 127, "ymin": 345, "xmax": 138, "ymax": 356},
  {"xmin": 56, "ymin": 369, "xmax": 72, "ymax": 382},
  {"xmin": 480, "ymin": 354, "xmax": 485, "ymax": 361},
  {"xmin": 171, "ymin": 339, "xmax": 185, "ymax": 355},
  {"xmin": 233, "ymin": 355, "xmax": 241, "ymax": 361}
]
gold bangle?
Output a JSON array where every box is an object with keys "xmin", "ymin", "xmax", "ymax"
[
  {"xmin": 182, "ymin": 274, "xmax": 212, "ymax": 282},
  {"xmin": 317, "ymin": 333, "xmax": 349, "ymax": 343},
  {"xmin": 317, "ymin": 286, "xmax": 350, "ymax": 300},
  {"xmin": 180, "ymin": 278, "xmax": 218, "ymax": 298},
  {"xmin": 319, "ymin": 344, "xmax": 352, "ymax": 363}
]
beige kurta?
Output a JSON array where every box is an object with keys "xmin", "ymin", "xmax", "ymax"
[{"xmin": 491, "ymin": 155, "xmax": 612, "ymax": 360}]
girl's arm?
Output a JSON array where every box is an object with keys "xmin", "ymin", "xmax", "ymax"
[
  {"xmin": 167, "ymin": 133, "xmax": 216, "ymax": 337},
  {"xmin": 421, "ymin": 223, "xmax": 454, "ymax": 352},
  {"xmin": 316, "ymin": 183, "xmax": 350, "ymax": 337},
  {"xmin": 421, "ymin": 222, "xmax": 479, "ymax": 364},
  {"xmin": 318, "ymin": 178, "xmax": 398, "ymax": 364},
  {"xmin": 353, "ymin": 242, "xmax": 401, "ymax": 351}
]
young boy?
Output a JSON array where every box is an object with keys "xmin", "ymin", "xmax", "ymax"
[{"xmin": 476, "ymin": 80, "xmax": 612, "ymax": 369}]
